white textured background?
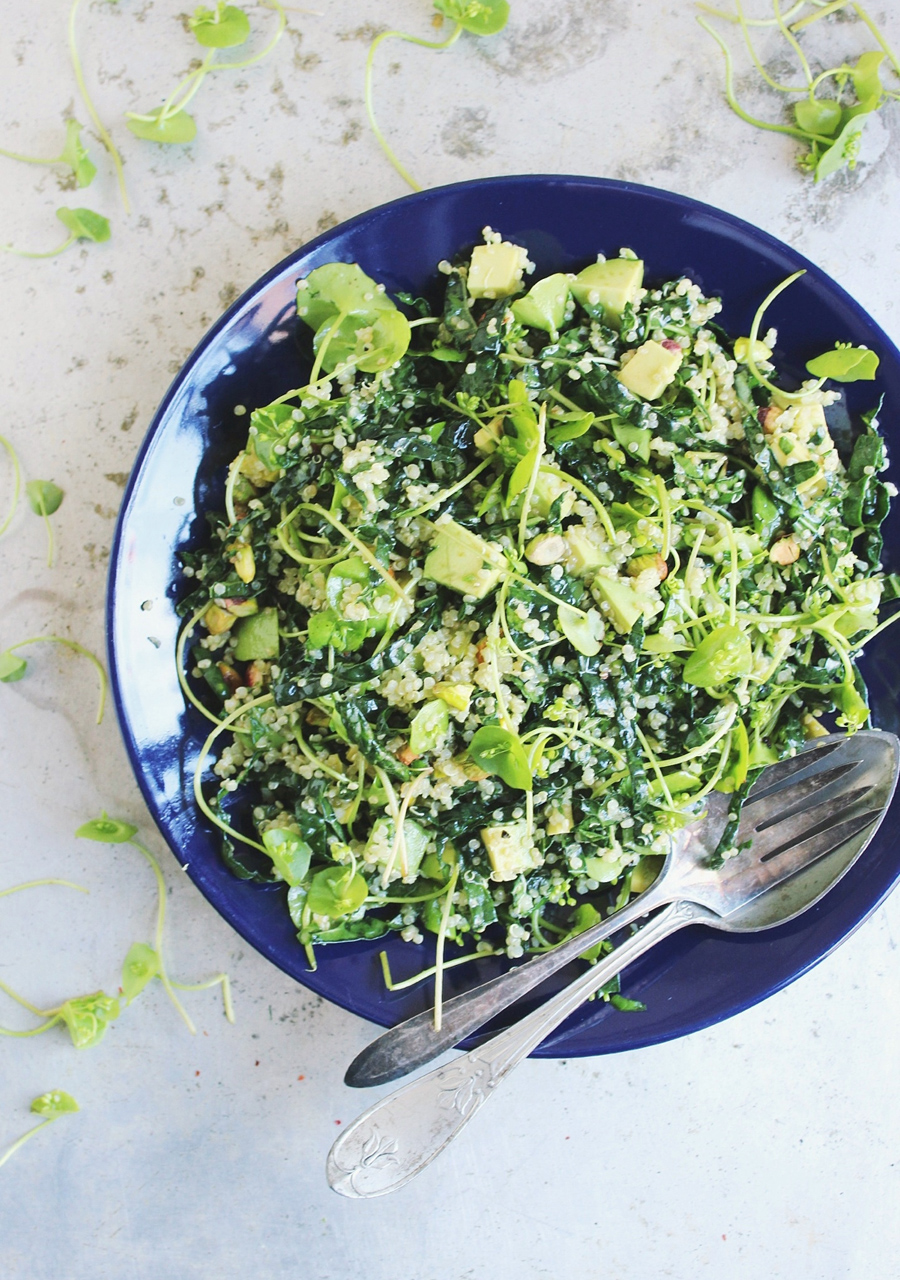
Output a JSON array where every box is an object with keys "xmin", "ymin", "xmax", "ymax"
[{"xmin": 1, "ymin": 2, "xmax": 899, "ymax": 1277}]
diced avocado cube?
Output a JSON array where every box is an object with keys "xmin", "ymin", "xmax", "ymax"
[
  {"xmin": 433, "ymin": 681, "xmax": 474, "ymax": 713},
  {"xmin": 571, "ymin": 258, "xmax": 644, "ymax": 324},
  {"xmin": 631, "ymin": 855, "xmax": 664, "ymax": 895},
  {"xmin": 565, "ymin": 524, "xmax": 610, "ymax": 575},
  {"xmin": 364, "ymin": 816, "xmax": 430, "ymax": 880},
  {"xmin": 423, "ymin": 520, "xmax": 506, "ymax": 599},
  {"xmin": 232, "ymin": 606, "xmax": 280, "ymax": 660},
  {"xmin": 529, "ymin": 469, "xmax": 574, "ymax": 519},
  {"xmin": 473, "ymin": 416, "xmax": 504, "ymax": 454},
  {"xmin": 409, "ymin": 699, "xmax": 450, "ymax": 754},
  {"xmin": 511, "ymin": 273, "xmax": 570, "ymax": 334},
  {"xmin": 467, "ymin": 241, "xmax": 529, "ymax": 299},
  {"xmin": 583, "ymin": 850, "xmax": 630, "ymax": 884},
  {"xmin": 734, "ymin": 336, "xmax": 772, "ymax": 364},
  {"xmin": 481, "ymin": 822, "xmax": 542, "ymax": 882},
  {"xmin": 591, "ymin": 574, "xmax": 643, "ymax": 635},
  {"xmin": 616, "ymin": 340, "xmax": 683, "ymax": 401}
]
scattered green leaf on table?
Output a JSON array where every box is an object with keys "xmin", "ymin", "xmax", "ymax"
[
  {"xmin": 190, "ymin": 2, "xmax": 251, "ymax": 48},
  {"xmin": 56, "ymin": 206, "xmax": 110, "ymax": 242},
  {"xmin": 126, "ymin": 109, "xmax": 198, "ymax": 145},
  {"xmin": 26, "ymin": 480, "xmax": 63, "ymax": 516}
]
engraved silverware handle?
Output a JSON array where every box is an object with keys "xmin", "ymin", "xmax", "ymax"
[
  {"xmin": 327, "ymin": 900, "xmax": 707, "ymax": 1198},
  {"xmin": 344, "ymin": 872, "xmax": 679, "ymax": 1088}
]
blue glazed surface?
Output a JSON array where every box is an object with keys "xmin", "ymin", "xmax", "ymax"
[{"xmin": 107, "ymin": 175, "xmax": 900, "ymax": 1058}]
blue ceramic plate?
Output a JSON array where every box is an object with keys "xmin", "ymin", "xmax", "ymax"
[{"xmin": 108, "ymin": 175, "xmax": 900, "ymax": 1057}]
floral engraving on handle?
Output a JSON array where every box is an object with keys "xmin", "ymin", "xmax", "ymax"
[
  {"xmin": 328, "ymin": 1125, "xmax": 400, "ymax": 1196},
  {"xmin": 436, "ymin": 1055, "xmax": 500, "ymax": 1118}
]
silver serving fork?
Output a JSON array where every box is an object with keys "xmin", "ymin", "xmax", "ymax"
[{"xmin": 329, "ymin": 731, "xmax": 898, "ymax": 1197}]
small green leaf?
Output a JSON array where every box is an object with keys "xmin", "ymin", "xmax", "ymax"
[
  {"xmin": 682, "ymin": 624, "xmax": 752, "ymax": 688},
  {"xmin": 307, "ymin": 865, "xmax": 368, "ymax": 918},
  {"xmin": 261, "ymin": 827, "xmax": 313, "ymax": 885},
  {"xmin": 121, "ymin": 942, "xmax": 160, "ymax": 1002},
  {"xmin": 610, "ymin": 993, "xmax": 647, "ymax": 1012},
  {"xmin": 547, "ymin": 410, "xmax": 594, "ymax": 445},
  {"xmin": 814, "ymin": 112, "xmax": 870, "ymax": 182},
  {"xmin": 805, "ymin": 344, "xmax": 879, "ymax": 382},
  {"xmin": 434, "ymin": 0, "xmax": 510, "ymax": 35},
  {"xmin": 189, "ymin": 3, "xmax": 251, "ymax": 47},
  {"xmin": 0, "ymin": 651, "xmax": 27, "ymax": 683},
  {"xmin": 58, "ymin": 991, "xmax": 120, "ymax": 1049},
  {"xmin": 55, "ymin": 207, "xmax": 111, "ymax": 243},
  {"xmin": 296, "ymin": 263, "xmax": 396, "ymax": 331},
  {"xmin": 31, "ymin": 1091, "xmax": 79, "ymax": 1119},
  {"xmin": 75, "ymin": 813, "xmax": 139, "ymax": 843},
  {"xmin": 126, "ymin": 109, "xmax": 198, "ymax": 145},
  {"xmin": 468, "ymin": 725, "xmax": 532, "ymax": 791},
  {"xmin": 314, "ymin": 308, "xmax": 411, "ymax": 374},
  {"xmin": 793, "ymin": 97, "xmax": 841, "ymax": 137},
  {"xmin": 59, "ymin": 120, "xmax": 97, "ymax": 188},
  {"xmin": 572, "ymin": 903, "xmax": 606, "ymax": 963},
  {"xmin": 26, "ymin": 480, "xmax": 63, "ymax": 516},
  {"xmin": 506, "ymin": 446, "xmax": 539, "ymax": 503},
  {"xmin": 851, "ymin": 51, "xmax": 885, "ymax": 111}
]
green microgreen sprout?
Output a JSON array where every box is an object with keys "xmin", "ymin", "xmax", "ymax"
[
  {"xmin": 2, "ymin": 207, "xmax": 111, "ymax": 261},
  {"xmin": 0, "ymin": 881, "xmax": 118, "ymax": 1048},
  {"xmin": 69, "ymin": 0, "xmax": 129, "ymax": 212},
  {"xmin": 0, "ymin": 636, "xmax": 108, "ymax": 724},
  {"xmin": 697, "ymin": 1, "xmax": 900, "ymax": 181},
  {"xmin": 76, "ymin": 815, "xmax": 235, "ymax": 1030},
  {"xmin": 467, "ymin": 725, "xmax": 533, "ymax": 791},
  {"xmin": 0, "ymin": 119, "xmax": 97, "ymax": 188},
  {"xmin": 743, "ymin": 268, "xmax": 881, "ymax": 401},
  {"xmin": 126, "ymin": 0, "xmax": 286, "ymax": 146},
  {"xmin": 25, "ymin": 479, "xmax": 64, "ymax": 567},
  {"xmin": 0, "ymin": 1092, "xmax": 79, "ymax": 1173},
  {"xmin": 365, "ymin": 0, "xmax": 510, "ymax": 190},
  {"xmin": 0, "ymin": 435, "xmax": 22, "ymax": 540}
]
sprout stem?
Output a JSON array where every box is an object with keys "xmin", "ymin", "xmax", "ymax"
[
  {"xmin": 68, "ymin": 0, "xmax": 129, "ymax": 213},
  {"xmin": 365, "ymin": 25, "xmax": 462, "ymax": 191}
]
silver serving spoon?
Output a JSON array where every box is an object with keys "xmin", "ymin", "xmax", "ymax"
[
  {"xmin": 345, "ymin": 732, "xmax": 897, "ymax": 1089},
  {"xmin": 329, "ymin": 731, "xmax": 898, "ymax": 1197}
]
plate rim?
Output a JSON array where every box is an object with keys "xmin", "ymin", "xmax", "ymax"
[{"xmin": 106, "ymin": 172, "xmax": 900, "ymax": 1057}]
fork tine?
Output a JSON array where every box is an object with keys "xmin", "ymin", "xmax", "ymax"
[
  {"xmin": 743, "ymin": 739, "xmax": 844, "ymax": 805},
  {"xmin": 736, "ymin": 782, "xmax": 877, "ymax": 862},
  {"xmin": 715, "ymin": 803, "xmax": 883, "ymax": 907},
  {"xmin": 759, "ymin": 807, "xmax": 883, "ymax": 865},
  {"xmin": 747, "ymin": 760, "xmax": 859, "ymax": 829}
]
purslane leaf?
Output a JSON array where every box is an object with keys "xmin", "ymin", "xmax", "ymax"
[
  {"xmin": 31, "ymin": 1091, "xmax": 79, "ymax": 1119},
  {"xmin": 806, "ymin": 345, "xmax": 880, "ymax": 382},
  {"xmin": 26, "ymin": 480, "xmax": 63, "ymax": 516},
  {"xmin": 75, "ymin": 813, "xmax": 139, "ymax": 843},
  {"xmin": 55, "ymin": 207, "xmax": 111, "ymax": 243},
  {"xmin": 433, "ymin": 0, "xmax": 510, "ymax": 36},
  {"xmin": 59, "ymin": 120, "xmax": 97, "ymax": 188},
  {"xmin": 0, "ymin": 651, "xmax": 27, "ymax": 683},
  {"xmin": 126, "ymin": 109, "xmax": 198, "ymax": 145},
  {"xmin": 190, "ymin": 3, "xmax": 251, "ymax": 48},
  {"xmin": 121, "ymin": 942, "xmax": 160, "ymax": 1002}
]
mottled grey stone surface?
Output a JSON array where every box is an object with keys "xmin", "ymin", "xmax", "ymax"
[{"xmin": 1, "ymin": 3, "xmax": 899, "ymax": 1277}]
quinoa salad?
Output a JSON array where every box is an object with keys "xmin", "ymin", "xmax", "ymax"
[{"xmin": 177, "ymin": 230, "xmax": 895, "ymax": 1001}]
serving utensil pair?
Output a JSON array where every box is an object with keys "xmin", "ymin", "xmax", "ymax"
[{"xmin": 327, "ymin": 731, "xmax": 899, "ymax": 1198}]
